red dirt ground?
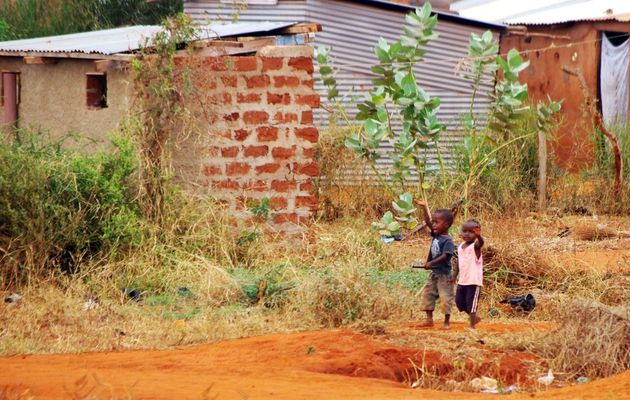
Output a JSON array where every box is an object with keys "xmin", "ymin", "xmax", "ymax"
[{"xmin": 1, "ymin": 323, "xmax": 628, "ymax": 399}]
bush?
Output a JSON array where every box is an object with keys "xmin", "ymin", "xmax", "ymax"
[{"xmin": 0, "ymin": 129, "xmax": 142, "ymax": 287}]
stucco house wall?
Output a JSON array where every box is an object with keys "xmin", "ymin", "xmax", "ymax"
[{"xmin": 0, "ymin": 57, "xmax": 131, "ymax": 145}]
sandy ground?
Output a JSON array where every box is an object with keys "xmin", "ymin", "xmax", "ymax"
[
  {"xmin": 2, "ymin": 218, "xmax": 629, "ymax": 399},
  {"xmin": 1, "ymin": 323, "xmax": 628, "ymax": 400}
]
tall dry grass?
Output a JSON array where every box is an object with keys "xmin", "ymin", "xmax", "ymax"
[{"xmin": 0, "ymin": 215, "xmax": 430, "ymax": 355}]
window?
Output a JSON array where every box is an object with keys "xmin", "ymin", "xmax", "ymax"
[
  {"xmin": 1, "ymin": 72, "xmax": 19, "ymax": 128},
  {"xmin": 86, "ymin": 73, "xmax": 107, "ymax": 109},
  {"xmin": 604, "ymin": 31, "xmax": 630, "ymax": 47}
]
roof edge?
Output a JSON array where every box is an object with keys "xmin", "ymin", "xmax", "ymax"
[
  {"xmin": 344, "ymin": 0, "xmax": 506, "ymax": 30},
  {"xmin": 0, "ymin": 50, "xmax": 134, "ymax": 61}
]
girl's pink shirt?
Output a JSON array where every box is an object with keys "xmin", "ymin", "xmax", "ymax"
[{"xmin": 457, "ymin": 242, "xmax": 483, "ymax": 286}]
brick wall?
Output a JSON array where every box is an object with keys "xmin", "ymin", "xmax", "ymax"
[{"xmin": 173, "ymin": 45, "xmax": 320, "ymax": 231}]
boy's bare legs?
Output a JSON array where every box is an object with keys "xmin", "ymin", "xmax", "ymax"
[
  {"xmin": 469, "ymin": 312, "xmax": 480, "ymax": 329},
  {"xmin": 418, "ymin": 310, "xmax": 434, "ymax": 327},
  {"xmin": 443, "ymin": 314, "xmax": 451, "ymax": 329}
]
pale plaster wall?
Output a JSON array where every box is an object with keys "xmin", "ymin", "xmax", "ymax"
[{"xmin": 0, "ymin": 56, "xmax": 132, "ymax": 147}]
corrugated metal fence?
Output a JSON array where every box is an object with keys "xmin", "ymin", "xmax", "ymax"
[{"xmin": 184, "ymin": 0, "xmax": 498, "ymax": 179}]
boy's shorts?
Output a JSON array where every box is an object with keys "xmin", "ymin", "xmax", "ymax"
[
  {"xmin": 419, "ymin": 272, "xmax": 454, "ymax": 315},
  {"xmin": 455, "ymin": 284, "xmax": 481, "ymax": 314}
]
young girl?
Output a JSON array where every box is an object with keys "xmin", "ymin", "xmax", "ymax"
[{"xmin": 455, "ymin": 219, "xmax": 484, "ymax": 329}]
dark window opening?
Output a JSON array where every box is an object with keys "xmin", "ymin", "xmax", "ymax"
[
  {"xmin": 604, "ymin": 31, "xmax": 630, "ymax": 47},
  {"xmin": 1, "ymin": 72, "xmax": 19, "ymax": 128},
  {"xmin": 86, "ymin": 73, "xmax": 107, "ymax": 109}
]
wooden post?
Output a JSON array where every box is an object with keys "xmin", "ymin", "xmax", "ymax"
[{"xmin": 537, "ymin": 130, "xmax": 547, "ymax": 212}]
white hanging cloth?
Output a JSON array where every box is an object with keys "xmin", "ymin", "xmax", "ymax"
[{"xmin": 600, "ymin": 33, "xmax": 629, "ymax": 126}]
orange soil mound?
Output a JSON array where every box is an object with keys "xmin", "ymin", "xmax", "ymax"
[{"xmin": 1, "ymin": 326, "xmax": 628, "ymax": 399}]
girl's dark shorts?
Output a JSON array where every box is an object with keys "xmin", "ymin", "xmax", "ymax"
[{"xmin": 455, "ymin": 284, "xmax": 481, "ymax": 314}]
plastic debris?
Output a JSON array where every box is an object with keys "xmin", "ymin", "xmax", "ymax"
[
  {"xmin": 576, "ymin": 376, "xmax": 589, "ymax": 384},
  {"xmin": 4, "ymin": 293, "xmax": 22, "ymax": 304},
  {"xmin": 537, "ymin": 369, "xmax": 555, "ymax": 386},
  {"xmin": 381, "ymin": 233, "xmax": 404, "ymax": 244},
  {"xmin": 471, "ymin": 377, "xmax": 498, "ymax": 391},
  {"xmin": 83, "ymin": 296, "xmax": 99, "ymax": 310},
  {"xmin": 500, "ymin": 293, "xmax": 536, "ymax": 313},
  {"xmin": 177, "ymin": 287, "xmax": 192, "ymax": 297},
  {"xmin": 381, "ymin": 236, "xmax": 395, "ymax": 244},
  {"xmin": 481, "ymin": 385, "xmax": 517, "ymax": 394}
]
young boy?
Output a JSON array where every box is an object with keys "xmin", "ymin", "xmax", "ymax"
[
  {"xmin": 454, "ymin": 219, "xmax": 484, "ymax": 329},
  {"xmin": 413, "ymin": 200, "xmax": 456, "ymax": 329}
]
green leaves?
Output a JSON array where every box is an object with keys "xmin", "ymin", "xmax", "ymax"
[
  {"xmin": 315, "ymin": 45, "xmax": 339, "ymax": 101},
  {"xmin": 401, "ymin": 3, "xmax": 438, "ymax": 59},
  {"xmin": 370, "ymin": 193, "xmax": 417, "ymax": 236},
  {"xmin": 345, "ymin": 3, "xmax": 446, "ymax": 235},
  {"xmin": 489, "ymin": 49, "xmax": 531, "ymax": 134},
  {"xmin": 465, "ymin": 30, "xmax": 499, "ymax": 80},
  {"xmin": 344, "ymin": 118, "xmax": 389, "ymax": 161},
  {"xmin": 536, "ymin": 98, "xmax": 562, "ymax": 133},
  {"xmin": 371, "ymin": 211, "xmax": 401, "ymax": 237},
  {"xmin": 391, "ymin": 192, "xmax": 418, "ymax": 229}
]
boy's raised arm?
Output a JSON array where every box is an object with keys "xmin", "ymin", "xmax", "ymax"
[
  {"xmin": 414, "ymin": 199, "xmax": 432, "ymax": 229},
  {"xmin": 474, "ymin": 227, "xmax": 484, "ymax": 258}
]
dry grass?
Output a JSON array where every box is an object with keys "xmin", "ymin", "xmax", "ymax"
[
  {"xmin": 513, "ymin": 300, "xmax": 630, "ymax": 380},
  {"xmin": 549, "ymin": 174, "xmax": 630, "ymax": 215},
  {"xmin": 0, "ymin": 219, "xmax": 425, "ymax": 355},
  {"xmin": 572, "ymin": 224, "xmax": 630, "ymax": 241},
  {"xmin": 314, "ymin": 128, "xmax": 391, "ymax": 220},
  {"xmin": 2, "ymin": 196, "xmax": 630, "ymax": 393}
]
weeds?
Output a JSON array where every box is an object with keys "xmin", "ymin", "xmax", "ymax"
[
  {"xmin": 0, "ymin": 129, "xmax": 141, "ymax": 287},
  {"xmin": 508, "ymin": 300, "xmax": 630, "ymax": 382}
]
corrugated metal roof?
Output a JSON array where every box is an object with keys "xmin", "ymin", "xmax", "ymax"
[
  {"xmin": 451, "ymin": 0, "xmax": 630, "ymax": 25},
  {"xmin": 505, "ymin": 0, "xmax": 630, "ymax": 25},
  {"xmin": 348, "ymin": 0, "xmax": 505, "ymax": 29},
  {"xmin": 0, "ymin": 21, "xmax": 294, "ymax": 55}
]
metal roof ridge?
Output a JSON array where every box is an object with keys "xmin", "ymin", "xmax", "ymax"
[
  {"xmin": 343, "ymin": 0, "xmax": 506, "ymax": 30},
  {"xmin": 0, "ymin": 25, "xmax": 161, "ymax": 45}
]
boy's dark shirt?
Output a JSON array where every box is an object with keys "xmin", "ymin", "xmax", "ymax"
[{"xmin": 427, "ymin": 231, "xmax": 455, "ymax": 275}]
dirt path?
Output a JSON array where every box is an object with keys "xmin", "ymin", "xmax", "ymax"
[{"xmin": 1, "ymin": 323, "xmax": 628, "ymax": 400}]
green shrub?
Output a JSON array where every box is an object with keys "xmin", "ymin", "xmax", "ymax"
[{"xmin": 0, "ymin": 129, "xmax": 142, "ymax": 286}]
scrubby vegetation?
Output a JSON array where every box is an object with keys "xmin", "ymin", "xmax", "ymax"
[{"xmin": 1, "ymin": 8, "xmax": 629, "ymax": 396}]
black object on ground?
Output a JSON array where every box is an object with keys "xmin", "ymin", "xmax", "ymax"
[
  {"xmin": 500, "ymin": 293, "xmax": 536, "ymax": 313},
  {"xmin": 123, "ymin": 288, "xmax": 142, "ymax": 302}
]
